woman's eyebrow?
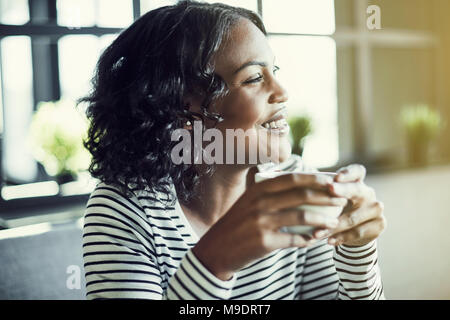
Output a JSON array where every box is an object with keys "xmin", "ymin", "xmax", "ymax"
[{"xmin": 233, "ymin": 60, "xmax": 267, "ymax": 75}]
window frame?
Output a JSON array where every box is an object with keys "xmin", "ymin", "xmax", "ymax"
[
  {"xmin": 0, "ymin": 0, "xmax": 340, "ymax": 215},
  {"xmin": 0, "ymin": 0, "xmax": 126, "ymax": 215},
  {"xmin": 1, "ymin": 0, "xmax": 437, "ymax": 216}
]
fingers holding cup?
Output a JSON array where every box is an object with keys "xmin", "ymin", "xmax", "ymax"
[
  {"xmin": 327, "ymin": 201, "xmax": 386, "ymax": 246},
  {"xmin": 335, "ymin": 164, "xmax": 366, "ymax": 183},
  {"xmin": 327, "ymin": 216, "xmax": 387, "ymax": 247},
  {"xmin": 328, "ymin": 181, "xmax": 376, "ymax": 204}
]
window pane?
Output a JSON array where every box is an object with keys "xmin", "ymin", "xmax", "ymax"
[
  {"xmin": 140, "ymin": 0, "xmax": 258, "ymax": 14},
  {"xmin": 203, "ymin": 0, "xmax": 258, "ymax": 13},
  {"xmin": 59, "ymin": 34, "xmax": 119, "ymax": 102},
  {"xmin": 268, "ymin": 36, "xmax": 338, "ymax": 168},
  {"xmin": 57, "ymin": 0, "xmax": 96, "ymax": 28},
  {"xmin": 58, "ymin": 35, "xmax": 101, "ymax": 102},
  {"xmin": 100, "ymin": 34, "xmax": 119, "ymax": 52},
  {"xmin": 0, "ymin": 36, "xmax": 37, "ymax": 183},
  {"xmin": 0, "ymin": 0, "xmax": 29, "ymax": 24},
  {"xmin": 372, "ymin": 47, "xmax": 435, "ymax": 161},
  {"xmin": 97, "ymin": 0, "xmax": 133, "ymax": 27},
  {"xmin": 263, "ymin": 0, "xmax": 335, "ymax": 35},
  {"xmin": 140, "ymin": 0, "xmax": 177, "ymax": 14}
]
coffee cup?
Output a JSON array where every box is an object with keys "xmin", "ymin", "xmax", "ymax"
[{"xmin": 254, "ymin": 170, "xmax": 343, "ymax": 236}]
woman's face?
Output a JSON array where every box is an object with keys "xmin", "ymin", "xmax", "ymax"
[{"xmin": 209, "ymin": 18, "xmax": 291, "ymax": 165}]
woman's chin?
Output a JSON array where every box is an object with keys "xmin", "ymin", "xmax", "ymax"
[
  {"xmin": 254, "ymin": 140, "xmax": 292, "ymax": 165},
  {"xmin": 274, "ymin": 141, "xmax": 292, "ymax": 164},
  {"xmin": 278, "ymin": 147, "xmax": 292, "ymax": 163}
]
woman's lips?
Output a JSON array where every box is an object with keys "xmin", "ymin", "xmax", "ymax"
[
  {"xmin": 261, "ymin": 107, "xmax": 288, "ymax": 126},
  {"xmin": 257, "ymin": 119, "xmax": 290, "ymax": 135},
  {"xmin": 262, "ymin": 117, "xmax": 288, "ymax": 129},
  {"xmin": 258, "ymin": 107, "xmax": 289, "ymax": 135}
]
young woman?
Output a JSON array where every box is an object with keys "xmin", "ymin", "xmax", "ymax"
[{"xmin": 82, "ymin": 1, "xmax": 386, "ymax": 300}]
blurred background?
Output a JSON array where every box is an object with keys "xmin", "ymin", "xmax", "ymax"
[{"xmin": 0, "ymin": 0, "xmax": 449, "ymax": 299}]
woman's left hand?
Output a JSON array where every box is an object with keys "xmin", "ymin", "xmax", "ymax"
[{"xmin": 313, "ymin": 164, "xmax": 387, "ymax": 247}]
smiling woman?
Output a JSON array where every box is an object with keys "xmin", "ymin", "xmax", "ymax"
[{"xmin": 82, "ymin": 0, "xmax": 386, "ymax": 300}]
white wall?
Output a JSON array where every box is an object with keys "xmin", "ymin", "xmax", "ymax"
[{"xmin": 366, "ymin": 165, "xmax": 450, "ymax": 299}]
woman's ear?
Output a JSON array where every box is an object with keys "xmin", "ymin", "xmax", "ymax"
[
  {"xmin": 182, "ymin": 101, "xmax": 194, "ymax": 130},
  {"xmin": 182, "ymin": 96, "xmax": 203, "ymax": 130},
  {"xmin": 183, "ymin": 94, "xmax": 203, "ymax": 113}
]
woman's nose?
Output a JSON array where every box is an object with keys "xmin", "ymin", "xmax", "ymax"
[{"xmin": 268, "ymin": 78, "xmax": 289, "ymax": 104}]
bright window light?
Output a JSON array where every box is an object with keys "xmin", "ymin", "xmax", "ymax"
[
  {"xmin": 97, "ymin": 0, "xmax": 133, "ymax": 28},
  {"xmin": 58, "ymin": 34, "xmax": 118, "ymax": 102},
  {"xmin": 263, "ymin": 0, "xmax": 335, "ymax": 35},
  {"xmin": 0, "ymin": 0, "xmax": 29, "ymax": 24},
  {"xmin": 1, "ymin": 36, "xmax": 37, "ymax": 183},
  {"xmin": 140, "ymin": 0, "xmax": 178, "ymax": 14},
  {"xmin": 1, "ymin": 181, "xmax": 60, "ymax": 200},
  {"xmin": 58, "ymin": 0, "xmax": 133, "ymax": 28},
  {"xmin": 268, "ymin": 36, "xmax": 338, "ymax": 168},
  {"xmin": 0, "ymin": 223, "xmax": 52, "ymax": 240},
  {"xmin": 58, "ymin": 35, "xmax": 102, "ymax": 102},
  {"xmin": 57, "ymin": 0, "xmax": 96, "ymax": 28},
  {"xmin": 203, "ymin": 0, "xmax": 258, "ymax": 12}
]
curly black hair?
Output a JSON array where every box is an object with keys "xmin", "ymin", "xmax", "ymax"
[{"xmin": 81, "ymin": 0, "xmax": 266, "ymax": 205}]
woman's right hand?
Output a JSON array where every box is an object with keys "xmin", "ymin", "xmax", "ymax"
[{"xmin": 192, "ymin": 173, "xmax": 347, "ymax": 281}]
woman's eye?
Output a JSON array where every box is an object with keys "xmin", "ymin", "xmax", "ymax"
[
  {"xmin": 243, "ymin": 73, "xmax": 263, "ymax": 84},
  {"xmin": 243, "ymin": 66, "xmax": 280, "ymax": 85}
]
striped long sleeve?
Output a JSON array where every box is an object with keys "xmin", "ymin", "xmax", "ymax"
[
  {"xmin": 296, "ymin": 239, "xmax": 384, "ymax": 300},
  {"xmin": 334, "ymin": 241, "xmax": 385, "ymax": 299},
  {"xmin": 83, "ymin": 187, "xmax": 235, "ymax": 299},
  {"xmin": 297, "ymin": 240, "xmax": 340, "ymax": 299},
  {"xmin": 83, "ymin": 184, "xmax": 385, "ymax": 300}
]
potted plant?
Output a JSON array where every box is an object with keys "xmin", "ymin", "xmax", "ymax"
[
  {"xmin": 400, "ymin": 104, "xmax": 444, "ymax": 166},
  {"xmin": 288, "ymin": 115, "xmax": 313, "ymax": 156},
  {"xmin": 27, "ymin": 99, "xmax": 91, "ymax": 184}
]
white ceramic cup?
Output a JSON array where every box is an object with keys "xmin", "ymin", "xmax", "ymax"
[{"xmin": 255, "ymin": 171, "xmax": 344, "ymax": 236}]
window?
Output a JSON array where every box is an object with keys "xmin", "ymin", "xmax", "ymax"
[
  {"xmin": 0, "ymin": 0, "xmax": 340, "ymax": 211},
  {"xmin": 203, "ymin": 0, "xmax": 257, "ymax": 12},
  {"xmin": 205, "ymin": 0, "xmax": 339, "ymax": 169},
  {"xmin": 0, "ymin": 0, "xmax": 174, "ymax": 211},
  {"xmin": 141, "ymin": 0, "xmax": 178, "ymax": 14},
  {"xmin": 333, "ymin": 0, "xmax": 445, "ymax": 167},
  {"xmin": 263, "ymin": 0, "xmax": 335, "ymax": 34},
  {"xmin": 0, "ymin": 0, "xmax": 29, "ymax": 24},
  {"xmin": 264, "ymin": 0, "xmax": 338, "ymax": 168},
  {"xmin": 1, "ymin": 36, "xmax": 35, "ymax": 183}
]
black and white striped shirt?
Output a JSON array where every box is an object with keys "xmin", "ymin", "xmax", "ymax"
[{"xmin": 82, "ymin": 155, "xmax": 385, "ymax": 299}]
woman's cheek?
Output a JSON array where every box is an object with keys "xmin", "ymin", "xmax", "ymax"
[{"xmin": 220, "ymin": 93, "xmax": 265, "ymax": 129}]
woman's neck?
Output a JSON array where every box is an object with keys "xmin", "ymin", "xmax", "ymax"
[{"xmin": 181, "ymin": 165, "xmax": 259, "ymax": 228}]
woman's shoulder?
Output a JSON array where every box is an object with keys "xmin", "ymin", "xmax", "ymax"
[
  {"xmin": 86, "ymin": 181, "xmax": 147, "ymax": 218},
  {"xmin": 87, "ymin": 181, "xmax": 176, "ymax": 217}
]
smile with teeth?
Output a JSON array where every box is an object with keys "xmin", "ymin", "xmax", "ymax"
[{"xmin": 262, "ymin": 118, "xmax": 288, "ymax": 129}]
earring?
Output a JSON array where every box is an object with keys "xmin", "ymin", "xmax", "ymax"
[{"xmin": 186, "ymin": 120, "xmax": 192, "ymax": 126}]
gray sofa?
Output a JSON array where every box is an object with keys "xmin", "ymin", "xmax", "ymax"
[{"xmin": 0, "ymin": 219, "xmax": 86, "ymax": 300}]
